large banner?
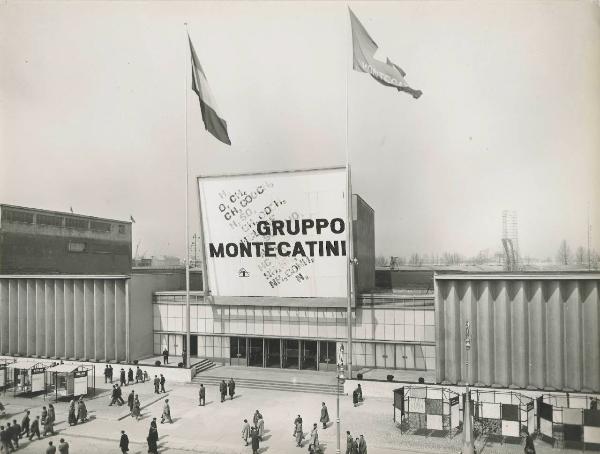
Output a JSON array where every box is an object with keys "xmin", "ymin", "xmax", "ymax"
[{"xmin": 198, "ymin": 167, "xmax": 348, "ymax": 298}]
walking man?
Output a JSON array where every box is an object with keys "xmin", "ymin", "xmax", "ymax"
[
  {"xmin": 127, "ymin": 368, "xmax": 134, "ymax": 385},
  {"xmin": 153, "ymin": 375, "xmax": 160, "ymax": 394},
  {"xmin": 10, "ymin": 420, "xmax": 20, "ymax": 449},
  {"xmin": 162, "ymin": 348, "xmax": 169, "ymax": 364},
  {"xmin": 28, "ymin": 416, "xmax": 41, "ymax": 440},
  {"xmin": 104, "ymin": 365, "xmax": 110, "ymax": 383},
  {"xmin": 119, "ymin": 430, "xmax": 129, "ymax": 453},
  {"xmin": 251, "ymin": 427, "xmax": 260, "ymax": 454},
  {"xmin": 346, "ymin": 431, "xmax": 353, "ymax": 454},
  {"xmin": 198, "ymin": 384, "xmax": 206, "ymax": 406},
  {"xmin": 127, "ymin": 390, "xmax": 135, "ymax": 412},
  {"xmin": 21, "ymin": 410, "xmax": 30, "ymax": 437},
  {"xmin": 241, "ymin": 419, "xmax": 251, "ymax": 446},
  {"xmin": 161, "ymin": 399, "xmax": 173, "ymax": 424},
  {"xmin": 228, "ymin": 378, "xmax": 236, "ymax": 400},
  {"xmin": 135, "ymin": 366, "xmax": 143, "ymax": 383},
  {"xmin": 120, "ymin": 368, "xmax": 126, "ymax": 386},
  {"xmin": 219, "ymin": 380, "xmax": 227, "ymax": 402},
  {"xmin": 46, "ymin": 440, "xmax": 57, "ymax": 454},
  {"xmin": 320, "ymin": 402, "xmax": 330, "ymax": 429},
  {"xmin": 309, "ymin": 423, "xmax": 319, "ymax": 453},
  {"xmin": 58, "ymin": 438, "xmax": 70, "ymax": 454},
  {"xmin": 159, "ymin": 374, "xmax": 166, "ymax": 393},
  {"xmin": 117, "ymin": 385, "xmax": 125, "ymax": 405},
  {"xmin": 108, "ymin": 365, "xmax": 113, "ymax": 383},
  {"xmin": 358, "ymin": 434, "xmax": 367, "ymax": 454}
]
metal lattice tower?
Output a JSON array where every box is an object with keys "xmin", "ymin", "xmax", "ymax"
[{"xmin": 502, "ymin": 210, "xmax": 520, "ymax": 271}]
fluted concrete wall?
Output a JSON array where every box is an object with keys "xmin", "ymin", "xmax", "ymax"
[
  {"xmin": 0, "ymin": 276, "xmax": 129, "ymax": 362},
  {"xmin": 435, "ymin": 275, "xmax": 600, "ymax": 392}
]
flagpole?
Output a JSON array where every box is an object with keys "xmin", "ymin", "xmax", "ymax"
[
  {"xmin": 345, "ymin": 5, "xmax": 354, "ymax": 381},
  {"xmin": 184, "ymin": 22, "xmax": 191, "ymax": 369}
]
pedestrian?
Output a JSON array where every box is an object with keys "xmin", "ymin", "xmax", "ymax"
[
  {"xmin": 241, "ymin": 419, "xmax": 251, "ymax": 446},
  {"xmin": 150, "ymin": 417, "xmax": 158, "ymax": 433},
  {"xmin": 257, "ymin": 415, "xmax": 265, "ymax": 441},
  {"xmin": 132, "ymin": 395, "xmax": 141, "ymax": 420},
  {"xmin": 524, "ymin": 429, "xmax": 536, "ymax": 454},
  {"xmin": 162, "ymin": 348, "xmax": 169, "ymax": 365},
  {"xmin": 135, "ymin": 366, "xmax": 143, "ymax": 383},
  {"xmin": 251, "ymin": 427, "xmax": 260, "ymax": 454},
  {"xmin": 104, "ymin": 365, "xmax": 110, "ymax": 383},
  {"xmin": 127, "ymin": 390, "xmax": 135, "ymax": 412},
  {"xmin": 294, "ymin": 415, "xmax": 303, "ymax": 447},
  {"xmin": 309, "ymin": 423, "xmax": 320, "ymax": 453},
  {"xmin": 320, "ymin": 402, "xmax": 330, "ymax": 429},
  {"xmin": 0, "ymin": 402, "xmax": 5, "ymax": 417},
  {"xmin": 10, "ymin": 419, "xmax": 20, "ymax": 450},
  {"xmin": 253, "ymin": 409, "xmax": 262, "ymax": 427},
  {"xmin": 41, "ymin": 406, "xmax": 48, "ymax": 425},
  {"xmin": 351, "ymin": 438, "xmax": 359, "ymax": 454},
  {"xmin": 109, "ymin": 385, "xmax": 118, "ymax": 406},
  {"xmin": 119, "ymin": 430, "xmax": 129, "ymax": 453},
  {"xmin": 77, "ymin": 397, "xmax": 88, "ymax": 423},
  {"xmin": 160, "ymin": 374, "xmax": 166, "ymax": 393},
  {"xmin": 352, "ymin": 388, "xmax": 359, "ymax": 407},
  {"xmin": 345, "ymin": 431, "xmax": 353, "ymax": 454},
  {"xmin": 147, "ymin": 427, "xmax": 158, "ymax": 454},
  {"xmin": 43, "ymin": 410, "xmax": 55, "ymax": 436},
  {"xmin": 358, "ymin": 434, "xmax": 367, "ymax": 454},
  {"xmin": 0, "ymin": 425, "xmax": 11, "ymax": 454},
  {"xmin": 58, "ymin": 438, "xmax": 70, "ymax": 454},
  {"xmin": 143, "ymin": 370, "xmax": 149, "ymax": 382},
  {"xmin": 127, "ymin": 367, "xmax": 134, "ymax": 385},
  {"xmin": 3, "ymin": 423, "xmax": 14, "ymax": 452},
  {"xmin": 117, "ymin": 384, "xmax": 125, "ymax": 405},
  {"xmin": 68, "ymin": 400, "xmax": 77, "ymax": 425},
  {"xmin": 198, "ymin": 384, "xmax": 206, "ymax": 406},
  {"xmin": 161, "ymin": 399, "xmax": 173, "ymax": 424},
  {"xmin": 21, "ymin": 410, "xmax": 30, "ymax": 437},
  {"xmin": 108, "ymin": 365, "xmax": 113, "ymax": 383},
  {"xmin": 219, "ymin": 380, "xmax": 227, "ymax": 402},
  {"xmin": 153, "ymin": 375, "xmax": 160, "ymax": 394},
  {"xmin": 228, "ymin": 378, "xmax": 236, "ymax": 400},
  {"xmin": 28, "ymin": 416, "xmax": 41, "ymax": 440},
  {"xmin": 48, "ymin": 403, "xmax": 56, "ymax": 425},
  {"xmin": 120, "ymin": 368, "xmax": 126, "ymax": 386},
  {"xmin": 46, "ymin": 440, "xmax": 57, "ymax": 454},
  {"xmin": 357, "ymin": 384, "xmax": 363, "ymax": 402}
]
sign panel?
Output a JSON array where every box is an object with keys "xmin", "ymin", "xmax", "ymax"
[
  {"xmin": 198, "ymin": 168, "xmax": 348, "ymax": 297},
  {"xmin": 74, "ymin": 372, "xmax": 88, "ymax": 396},
  {"xmin": 31, "ymin": 369, "xmax": 44, "ymax": 392}
]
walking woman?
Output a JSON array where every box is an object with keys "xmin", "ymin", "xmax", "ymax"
[
  {"xmin": 68, "ymin": 400, "xmax": 77, "ymax": 426},
  {"xmin": 294, "ymin": 415, "xmax": 304, "ymax": 447}
]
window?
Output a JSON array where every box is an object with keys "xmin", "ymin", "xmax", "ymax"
[
  {"xmin": 1, "ymin": 209, "xmax": 34, "ymax": 224},
  {"xmin": 37, "ymin": 214, "xmax": 63, "ymax": 227},
  {"xmin": 90, "ymin": 221, "xmax": 111, "ymax": 232},
  {"xmin": 67, "ymin": 242, "xmax": 86, "ymax": 252},
  {"xmin": 65, "ymin": 217, "xmax": 88, "ymax": 230},
  {"xmin": 118, "ymin": 225, "xmax": 125, "ymax": 234}
]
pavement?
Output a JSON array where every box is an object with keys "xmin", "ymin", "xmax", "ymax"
[{"xmin": 0, "ymin": 378, "xmax": 591, "ymax": 454}]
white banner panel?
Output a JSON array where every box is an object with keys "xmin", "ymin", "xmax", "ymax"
[
  {"xmin": 410, "ymin": 397, "xmax": 426, "ymax": 414},
  {"xmin": 584, "ymin": 426, "xmax": 600, "ymax": 443},
  {"xmin": 540, "ymin": 418, "xmax": 553, "ymax": 438},
  {"xmin": 198, "ymin": 168, "xmax": 348, "ymax": 297},
  {"xmin": 501, "ymin": 420, "xmax": 520, "ymax": 437},
  {"xmin": 451, "ymin": 403, "xmax": 460, "ymax": 428},
  {"xmin": 31, "ymin": 372, "xmax": 44, "ymax": 392},
  {"xmin": 427, "ymin": 414, "xmax": 443, "ymax": 430},
  {"xmin": 74, "ymin": 376, "xmax": 87, "ymax": 396}
]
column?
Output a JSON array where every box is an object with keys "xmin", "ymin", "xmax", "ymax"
[
  {"xmin": 54, "ymin": 280, "xmax": 65, "ymax": 359},
  {"xmin": 546, "ymin": 280, "xmax": 564, "ymax": 389},
  {"xmin": 460, "ymin": 280, "xmax": 478, "ymax": 385},
  {"xmin": 564, "ymin": 280, "xmax": 582, "ymax": 391},
  {"xmin": 115, "ymin": 279, "xmax": 127, "ymax": 362},
  {"xmin": 511, "ymin": 280, "xmax": 528, "ymax": 388},
  {"xmin": 493, "ymin": 280, "xmax": 511, "ymax": 387},
  {"xmin": 528, "ymin": 281, "xmax": 546, "ymax": 389},
  {"xmin": 73, "ymin": 279, "xmax": 85, "ymax": 359},
  {"xmin": 84, "ymin": 280, "xmax": 94, "ymax": 360},
  {"xmin": 444, "ymin": 281, "xmax": 461, "ymax": 384},
  {"xmin": 64, "ymin": 280, "xmax": 75, "ymax": 359},
  {"xmin": 8, "ymin": 279, "xmax": 19, "ymax": 354},
  {"xmin": 434, "ymin": 278, "xmax": 445, "ymax": 383},
  {"xmin": 476, "ymin": 280, "xmax": 494, "ymax": 386},
  {"xmin": 29, "ymin": 279, "xmax": 38, "ymax": 356},
  {"xmin": 35, "ymin": 279, "xmax": 45, "ymax": 357},
  {"xmin": 0, "ymin": 280, "xmax": 8, "ymax": 354},
  {"xmin": 45, "ymin": 279, "xmax": 56, "ymax": 358},
  {"xmin": 104, "ymin": 280, "xmax": 116, "ymax": 362},
  {"xmin": 582, "ymin": 280, "xmax": 600, "ymax": 392},
  {"xmin": 94, "ymin": 280, "xmax": 105, "ymax": 361},
  {"xmin": 19, "ymin": 279, "xmax": 29, "ymax": 355}
]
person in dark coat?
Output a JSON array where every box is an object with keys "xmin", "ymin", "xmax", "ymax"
[
  {"xmin": 0, "ymin": 425, "xmax": 11, "ymax": 454},
  {"xmin": 219, "ymin": 380, "xmax": 227, "ymax": 402},
  {"xmin": 351, "ymin": 438, "xmax": 359, "ymax": 454},
  {"xmin": 41, "ymin": 406, "xmax": 48, "ymax": 425},
  {"xmin": 58, "ymin": 438, "xmax": 70, "ymax": 454},
  {"xmin": 524, "ymin": 429, "xmax": 536, "ymax": 454},
  {"xmin": 345, "ymin": 431, "xmax": 353, "ymax": 454},
  {"xmin": 46, "ymin": 440, "xmax": 57, "ymax": 454},
  {"xmin": 28, "ymin": 416, "xmax": 41, "ymax": 440},
  {"xmin": 358, "ymin": 435, "xmax": 367, "ymax": 454},
  {"xmin": 21, "ymin": 410, "xmax": 31, "ymax": 437},
  {"xmin": 10, "ymin": 420, "xmax": 21, "ymax": 449},
  {"xmin": 77, "ymin": 398, "xmax": 88, "ymax": 423},
  {"xmin": 104, "ymin": 365, "xmax": 110, "ymax": 383},
  {"xmin": 135, "ymin": 367, "xmax": 143, "ymax": 383},
  {"xmin": 159, "ymin": 374, "xmax": 166, "ymax": 393},
  {"xmin": 127, "ymin": 390, "xmax": 135, "ymax": 412},
  {"xmin": 68, "ymin": 400, "xmax": 77, "ymax": 425},
  {"xmin": 119, "ymin": 430, "xmax": 129, "ymax": 453},
  {"xmin": 127, "ymin": 368, "xmax": 134, "ymax": 384},
  {"xmin": 153, "ymin": 375, "xmax": 160, "ymax": 394},
  {"xmin": 357, "ymin": 384, "xmax": 363, "ymax": 402},
  {"xmin": 147, "ymin": 427, "xmax": 158, "ymax": 454},
  {"xmin": 198, "ymin": 384, "xmax": 206, "ymax": 406},
  {"xmin": 320, "ymin": 402, "xmax": 330, "ymax": 429},
  {"xmin": 108, "ymin": 365, "xmax": 113, "ymax": 383},
  {"xmin": 352, "ymin": 389, "xmax": 359, "ymax": 407},
  {"xmin": 162, "ymin": 349, "xmax": 169, "ymax": 365},
  {"xmin": 120, "ymin": 368, "xmax": 126, "ymax": 386},
  {"xmin": 250, "ymin": 427, "xmax": 260, "ymax": 454},
  {"xmin": 228, "ymin": 378, "xmax": 236, "ymax": 400}
]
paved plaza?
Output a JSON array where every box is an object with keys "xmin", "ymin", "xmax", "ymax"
[{"xmin": 0, "ymin": 375, "xmax": 590, "ymax": 453}]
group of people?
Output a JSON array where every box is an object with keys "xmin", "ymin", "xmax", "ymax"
[
  {"xmin": 0, "ymin": 405, "xmax": 72, "ymax": 453},
  {"xmin": 127, "ymin": 390, "xmax": 142, "ymax": 420},
  {"xmin": 241, "ymin": 409, "xmax": 265, "ymax": 454},
  {"xmin": 219, "ymin": 378, "xmax": 236, "ymax": 402},
  {"xmin": 67, "ymin": 398, "xmax": 88, "ymax": 426},
  {"xmin": 153, "ymin": 375, "xmax": 166, "ymax": 394},
  {"xmin": 346, "ymin": 432, "xmax": 368, "ymax": 454},
  {"xmin": 104, "ymin": 365, "xmax": 149, "ymax": 385}
]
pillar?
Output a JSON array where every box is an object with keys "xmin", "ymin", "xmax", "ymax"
[
  {"xmin": 115, "ymin": 280, "xmax": 127, "ymax": 362},
  {"xmin": 8, "ymin": 279, "xmax": 19, "ymax": 354},
  {"xmin": 582, "ymin": 280, "xmax": 600, "ymax": 392},
  {"xmin": 104, "ymin": 280, "xmax": 116, "ymax": 362},
  {"xmin": 94, "ymin": 280, "xmax": 105, "ymax": 361},
  {"xmin": 84, "ymin": 280, "xmax": 94, "ymax": 360},
  {"xmin": 444, "ymin": 281, "xmax": 461, "ymax": 383},
  {"xmin": 511, "ymin": 280, "xmax": 528, "ymax": 388},
  {"xmin": 493, "ymin": 280, "xmax": 511, "ymax": 387},
  {"xmin": 528, "ymin": 281, "xmax": 546, "ymax": 389},
  {"xmin": 45, "ymin": 279, "xmax": 55, "ymax": 358},
  {"xmin": 29, "ymin": 279, "xmax": 38, "ymax": 356},
  {"xmin": 19, "ymin": 280, "xmax": 29, "ymax": 355},
  {"xmin": 54, "ymin": 280, "xmax": 65, "ymax": 359},
  {"xmin": 74, "ymin": 280, "xmax": 85, "ymax": 359},
  {"xmin": 546, "ymin": 280, "xmax": 564, "ymax": 389},
  {"xmin": 64, "ymin": 280, "xmax": 75, "ymax": 359},
  {"xmin": 460, "ymin": 280, "xmax": 478, "ymax": 385},
  {"xmin": 564, "ymin": 280, "xmax": 582, "ymax": 391},
  {"xmin": 476, "ymin": 281, "xmax": 494, "ymax": 386},
  {"xmin": 434, "ymin": 278, "xmax": 446, "ymax": 383},
  {"xmin": 0, "ymin": 280, "xmax": 8, "ymax": 354}
]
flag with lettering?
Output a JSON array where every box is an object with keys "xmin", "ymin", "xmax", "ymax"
[
  {"xmin": 188, "ymin": 36, "xmax": 232, "ymax": 145},
  {"xmin": 349, "ymin": 8, "xmax": 422, "ymax": 99}
]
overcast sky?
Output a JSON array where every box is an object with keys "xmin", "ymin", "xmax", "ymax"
[{"xmin": 1, "ymin": 1, "xmax": 599, "ymax": 260}]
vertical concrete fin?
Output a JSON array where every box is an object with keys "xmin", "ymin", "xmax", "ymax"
[
  {"xmin": 0, "ymin": 279, "xmax": 8, "ymax": 353},
  {"xmin": 529, "ymin": 280, "xmax": 545, "ymax": 389},
  {"xmin": 45, "ymin": 279, "xmax": 55, "ymax": 358},
  {"xmin": 55, "ymin": 280, "xmax": 65, "ymax": 359},
  {"xmin": 582, "ymin": 280, "xmax": 599, "ymax": 392},
  {"xmin": 546, "ymin": 280, "xmax": 564, "ymax": 389},
  {"xmin": 511, "ymin": 280, "xmax": 528, "ymax": 388},
  {"xmin": 434, "ymin": 277, "xmax": 445, "ymax": 383}
]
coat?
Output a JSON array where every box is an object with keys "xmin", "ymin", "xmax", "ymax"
[
  {"xmin": 199, "ymin": 386, "xmax": 206, "ymax": 398},
  {"xmin": 77, "ymin": 401, "xmax": 87, "ymax": 420},
  {"xmin": 46, "ymin": 445, "xmax": 57, "ymax": 454},
  {"xmin": 253, "ymin": 412, "xmax": 262, "ymax": 426},
  {"xmin": 48, "ymin": 407, "xmax": 56, "ymax": 423},
  {"xmin": 120, "ymin": 433, "xmax": 129, "ymax": 451},
  {"xmin": 241, "ymin": 423, "xmax": 250, "ymax": 440},
  {"xmin": 295, "ymin": 422, "xmax": 303, "ymax": 444},
  {"xmin": 320, "ymin": 406, "xmax": 330, "ymax": 424},
  {"xmin": 251, "ymin": 430, "xmax": 260, "ymax": 450},
  {"xmin": 162, "ymin": 403, "xmax": 171, "ymax": 417},
  {"xmin": 58, "ymin": 441, "xmax": 70, "ymax": 454},
  {"xmin": 219, "ymin": 382, "xmax": 227, "ymax": 395},
  {"xmin": 147, "ymin": 428, "xmax": 158, "ymax": 451},
  {"xmin": 309, "ymin": 428, "xmax": 319, "ymax": 448},
  {"xmin": 351, "ymin": 440, "xmax": 359, "ymax": 454},
  {"xmin": 228, "ymin": 380, "xmax": 235, "ymax": 395},
  {"xmin": 352, "ymin": 390, "xmax": 359, "ymax": 405},
  {"xmin": 257, "ymin": 418, "xmax": 264, "ymax": 437},
  {"xmin": 358, "ymin": 438, "xmax": 367, "ymax": 454}
]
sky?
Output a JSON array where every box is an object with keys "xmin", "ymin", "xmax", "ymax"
[{"xmin": 1, "ymin": 0, "xmax": 599, "ymax": 260}]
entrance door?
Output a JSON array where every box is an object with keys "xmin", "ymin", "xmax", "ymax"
[
  {"xmin": 395, "ymin": 344, "xmax": 416, "ymax": 369},
  {"xmin": 283, "ymin": 339, "xmax": 299, "ymax": 368},
  {"xmin": 230, "ymin": 337, "xmax": 247, "ymax": 366},
  {"xmin": 301, "ymin": 341, "xmax": 317, "ymax": 370},
  {"xmin": 265, "ymin": 339, "xmax": 281, "ymax": 368},
  {"xmin": 190, "ymin": 336, "xmax": 198, "ymax": 357},
  {"xmin": 376, "ymin": 343, "xmax": 395, "ymax": 368},
  {"xmin": 248, "ymin": 338, "xmax": 263, "ymax": 367},
  {"xmin": 318, "ymin": 341, "xmax": 336, "ymax": 371}
]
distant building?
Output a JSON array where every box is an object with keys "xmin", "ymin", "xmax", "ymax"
[{"xmin": 0, "ymin": 204, "xmax": 132, "ymax": 275}]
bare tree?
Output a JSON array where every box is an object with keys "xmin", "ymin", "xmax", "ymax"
[
  {"xmin": 591, "ymin": 250, "xmax": 600, "ymax": 269},
  {"xmin": 442, "ymin": 252, "xmax": 463, "ymax": 265},
  {"xmin": 409, "ymin": 253, "xmax": 423, "ymax": 266},
  {"xmin": 575, "ymin": 246, "xmax": 586, "ymax": 265},
  {"xmin": 556, "ymin": 240, "xmax": 571, "ymax": 265},
  {"xmin": 375, "ymin": 255, "xmax": 389, "ymax": 267}
]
